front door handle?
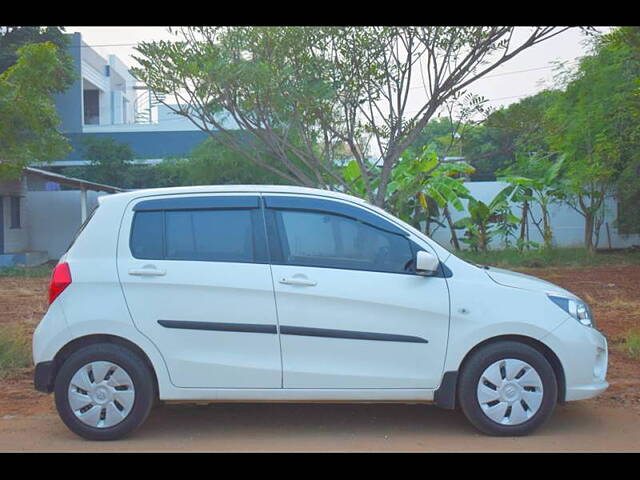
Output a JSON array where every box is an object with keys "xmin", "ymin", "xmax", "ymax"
[
  {"xmin": 129, "ymin": 266, "xmax": 166, "ymax": 277},
  {"xmin": 279, "ymin": 277, "xmax": 317, "ymax": 287}
]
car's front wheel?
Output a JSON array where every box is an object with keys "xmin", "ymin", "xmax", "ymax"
[
  {"xmin": 54, "ymin": 343, "xmax": 155, "ymax": 440},
  {"xmin": 458, "ymin": 341, "xmax": 558, "ymax": 436}
]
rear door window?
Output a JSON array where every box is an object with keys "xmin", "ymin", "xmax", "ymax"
[
  {"xmin": 165, "ymin": 209, "xmax": 254, "ymax": 262},
  {"xmin": 129, "ymin": 196, "xmax": 266, "ymax": 263},
  {"xmin": 130, "ymin": 211, "xmax": 163, "ymax": 260}
]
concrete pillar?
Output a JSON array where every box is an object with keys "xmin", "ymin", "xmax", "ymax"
[{"xmin": 80, "ymin": 188, "xmax": 88, "ymax": 223}]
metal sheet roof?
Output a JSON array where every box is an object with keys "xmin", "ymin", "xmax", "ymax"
[{"xmin": 24, "ymin": 167, "xmax": 124, "ymax": 193}]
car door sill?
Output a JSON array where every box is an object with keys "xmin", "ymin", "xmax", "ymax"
[{"xmin": 159, "ymin": 388, "xmax": 437, "ymax": 403}]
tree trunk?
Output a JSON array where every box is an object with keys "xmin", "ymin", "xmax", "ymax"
[
  {"xmin": 584, "ymin": 213, "xmax": 595, "ymax": 253},
  {"xmin": 519, "ymin": 200, "xmax": 529, "ymax": 250},
  {"xmin": 443, "ymin": 204, "xmax": 460, "ymax": 251},
  {"xmin": 542, "ymin": 208, "xmax": 553, "ymax": 250},
  {"xmin": 479, "ymin": 225, "xmax": 488, "ymax": 252}
]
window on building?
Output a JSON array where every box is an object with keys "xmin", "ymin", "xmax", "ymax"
[
  {"xmin": 83, "ymin": 89, "xmax": 100, "ymax": 125},
  {"xmin": 10, "ymin": 196, "xmax": 21, "ymax": 229}
]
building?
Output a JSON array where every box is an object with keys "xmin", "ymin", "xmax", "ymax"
[
  {"xmin": 49, "ymin": 32, "xmax": 214, "ymax": 169},
  {"xmin": 2, "ymin": 32, "xmax": 201, "ymax": 266},
  {"xmin": 0, "ymin": 168, "xmax": 122, "ymax": 266}
]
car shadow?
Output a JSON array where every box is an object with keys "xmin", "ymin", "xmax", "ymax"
[{"xmin": 136, "ymin": 401, "xmax": 603, "ymax": 442}]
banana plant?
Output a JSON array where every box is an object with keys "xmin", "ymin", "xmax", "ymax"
[
  {"xmin": 497, "ymin": 154, "xmax": 566, "ymax": 250},
  {"xmin": 454, "ymin": 193, "xmax": 519, "ymax": 252},
  {"xmin": 388, "ymin": 146, "xmax": 474, "ymax": 248},
  {"xmin": 342, "ymin": 144, "xmax": 474, "ymax": 249}
]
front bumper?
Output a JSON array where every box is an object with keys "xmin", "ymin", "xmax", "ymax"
[
  {"xmin": 566, "ymin": 381, "xmax": 609, "ymax": 401},
  {"xmin": 542, "ymin": 317, "xmax": 609, "ymax": 402}
]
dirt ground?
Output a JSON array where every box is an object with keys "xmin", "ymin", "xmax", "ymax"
[{"xmin": 1, "ymin": 265, "xmax": 639, "ymax": 451}]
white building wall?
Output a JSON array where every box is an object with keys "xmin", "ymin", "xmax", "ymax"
[
  {"xmin": 27, "ymin": 190, "xmax": 104, "ymax": 259},
  {"xmin": 430, "ymin": 181, "xmax": 640, "ymax": 250}
]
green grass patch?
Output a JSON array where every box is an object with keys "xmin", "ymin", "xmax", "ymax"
[
  {"xmin": 0, "ymin": 323, "xmax": 32, "ymax": 379},
  {"xmin": 620, "ymin": 329, "xmax": 640, "ymax": 360},
  {"xmin": 0, "ymin": 261, "xmax": 55, "ymax": 278},
  {"xmin": 457, "ymin": 247, "xmax": 640, "ymax": 269}
]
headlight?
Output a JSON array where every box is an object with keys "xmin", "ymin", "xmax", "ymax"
[{"xmin": 547, "ymin": 294, "xmax": 594, "ymax": 328}]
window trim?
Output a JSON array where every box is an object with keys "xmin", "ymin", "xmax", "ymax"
[
  {"xmin": 125, "ymin": 193, "xmax": 449, "ymax": 276},
  {"xmin": 133, "ymin": 195, "xmax": 260, "ymax": 212},
  {"xmin": 263, "ymin": 195, "xmax": 408, "ymax": 237}
]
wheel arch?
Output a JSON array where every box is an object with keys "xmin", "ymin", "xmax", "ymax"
[
  {"xmin": 459, "ymin": 335, "xmax": 566, "ymax": 403},
  {"xmin": 436, "ymin": 334, "xmax": 567, "ymax": 410},
  {"xmin": 46, "ymin": 334, "xmax": 159, "ymax": 400}
]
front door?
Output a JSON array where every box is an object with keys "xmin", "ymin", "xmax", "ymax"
[
  {"xmin": 117, "ymin": 194, "xmax": 282, "ymax": 389},
  {"xmin": 264, "ymin": 195, "xmax": 450, "ymax": 389}
]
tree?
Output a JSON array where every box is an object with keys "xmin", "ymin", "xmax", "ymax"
[
  {"xmin": 597, "ymin": 27, "xmax": 640, "ymax": 235},
  {"xmin": 158, "ymin": 137, "xmax": 298, "ymax": 187},
  {"xmin": 133, "ymin": 26, "xmax": 573, "ymax": 207},
  {"xmin": 63, "ymin": 135, "xmax": 310, "ymax": 189},
  {"xmin": 545, "ymin": 29, "xmax": 637, "ymax": 251},
  {"xmin": 454, "ymin": 192, "xmax": 519, "ymax": 252},
  {"xmin": 390, "ymin": 148, "xmax": 474, "ymax": 250},
  {"xmin": 64, "ymin": 137, "xmax": 135, "ymax": 187},
  {"xmin": 460, "ymin": 90, "xmax": 561, "ymax": 180},
  {"xmin": 0, "ymin": 26, "xmax": 73, "ymax": 75},
  {"xmin": 0, "ymin": 42, "xmax": 72, "ymax": 179},
  {"xmin": 498, "ymin": 154, "xmax": 565, "ymax": 250}
]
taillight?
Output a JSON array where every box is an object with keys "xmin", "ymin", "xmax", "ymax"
[{"xmin": 49, "ymin": 262, "xmax": 72, "ymax": 305}]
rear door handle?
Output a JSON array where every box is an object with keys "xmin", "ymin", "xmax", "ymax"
[
  {"xmin": 279, "ymin": 277, "xmax": 317, "ymax": 287},
  {"xmin": 129, "ymin": 267, "xmax": 166, "ymax": 277}
]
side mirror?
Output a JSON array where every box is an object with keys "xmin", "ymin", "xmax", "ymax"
[{"xmin": 415, "ymin": 250, "xmax": 439, "ymax": 275}]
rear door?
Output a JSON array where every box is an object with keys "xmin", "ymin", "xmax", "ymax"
[{"xmin": 117, "ymin": 193, "xmax": 282, "ymax": 389}]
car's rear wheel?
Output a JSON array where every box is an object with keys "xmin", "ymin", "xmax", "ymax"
[
  {"xmin": 54, "ymin": 343, "xmax": 155, "ymax": 440},
  {"xmin": 458, "ymin": 341, "xmax": 558, "ymax": 436}
]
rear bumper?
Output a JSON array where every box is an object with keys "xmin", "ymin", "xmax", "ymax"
[{"xmin": 34, "ymin": 361, "xmax": 55, "ymax": 393}]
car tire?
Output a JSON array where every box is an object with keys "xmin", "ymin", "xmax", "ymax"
[
  {"xmin": 458, "ymin": 341, "xmax": 558, "ymax": 436},
  {"xmin": 54, "ymin": 343, "xmax": 155, "ymax": 441}
]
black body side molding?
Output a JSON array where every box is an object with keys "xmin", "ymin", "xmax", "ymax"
[
  {"xmin": 157, "ymin": 320, "xmax": 277, "ymax": 334},
  {"xmin": 279, "ymin": 325, "xmax": 428, "ymax": 344}
]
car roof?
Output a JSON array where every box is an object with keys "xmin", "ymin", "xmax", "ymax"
[{"xmin": 99, "ymin": 185, "xmax": 369, "ymax": 208}]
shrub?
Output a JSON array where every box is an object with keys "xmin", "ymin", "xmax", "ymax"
[
  {"xmin": 623, "ymin": 329, "xmax": 640, "ymax": 360},
  {"xmin": 0, "ymin": 323, "xmax": 32, "ymax": 379}
]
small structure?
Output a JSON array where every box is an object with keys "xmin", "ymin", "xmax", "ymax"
[{"xmin": 0, "ymin": 167, "xmax": 122, "ymax": 267}]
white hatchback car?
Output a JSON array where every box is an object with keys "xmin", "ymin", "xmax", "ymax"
[{"xmin": 33, "ymin": 185, "xmax": 608, "ymax": 440}]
